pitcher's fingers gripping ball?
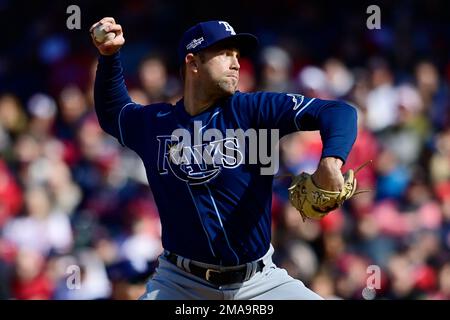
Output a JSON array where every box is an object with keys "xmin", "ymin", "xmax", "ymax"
[
  {"xmin": 288, "ymin": 160, "xmax": 372, "ymax": 221},
  {"xmin": 89, "ymin": 18, "xmax": 125, "ymax": 56},
  {"xmin": 91, "ymin": 23, "xmax": 116, "ymax": 43}
]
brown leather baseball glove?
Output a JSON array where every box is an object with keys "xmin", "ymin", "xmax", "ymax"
[{"xmin": 287, "ymin": 161, "xmax": 371, "ymax": 221}]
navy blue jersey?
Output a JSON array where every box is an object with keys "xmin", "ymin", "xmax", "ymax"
[{"xmin": 95, "ymin": 52, "xmax": 357, "ymax": 266}]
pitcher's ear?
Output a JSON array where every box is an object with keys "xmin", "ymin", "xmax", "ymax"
[{"xmin": 185, "ymin": 53, "xmax": 198, "ymax": 72}]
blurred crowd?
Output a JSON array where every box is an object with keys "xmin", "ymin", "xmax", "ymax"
[{"xmin": 1, "ymin": 0, "xmax": 450, "ymax": 299}]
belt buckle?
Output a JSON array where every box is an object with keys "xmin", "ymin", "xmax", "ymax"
[{"xmin": 205, "ymin": 268, "xmax": 221, "ymax": 282}]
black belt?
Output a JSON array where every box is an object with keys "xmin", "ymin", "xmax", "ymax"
[{"xmin": 165, "ymin": 252, "xmax": 265, "ymax": 286}]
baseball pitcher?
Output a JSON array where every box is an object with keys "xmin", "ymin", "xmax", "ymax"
[{"xmin": 90, "ymin": 18, "xmax": 358, "ymax": 300}]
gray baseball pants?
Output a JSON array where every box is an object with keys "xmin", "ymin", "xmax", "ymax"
[{"xmin": 139, "ymin": 245, "xmax": 323, "ymax": 300}]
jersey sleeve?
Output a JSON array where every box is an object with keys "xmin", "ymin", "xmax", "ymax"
[
  {"xmin": 94, "ymin": 51, "xmax": 149, "ymax": 153},
  {"xmin": 234, "ymin": 91, "xmax": 358, "ymax": 163}
]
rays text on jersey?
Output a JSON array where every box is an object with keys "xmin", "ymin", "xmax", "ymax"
[{"xmin": 156, "ymin": 126, "xmax": 280, "ymax": 184}]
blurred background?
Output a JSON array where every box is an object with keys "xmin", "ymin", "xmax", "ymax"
[{"xmin": 0, "ymin": 0, "xmax": 449, "ymax": 299}]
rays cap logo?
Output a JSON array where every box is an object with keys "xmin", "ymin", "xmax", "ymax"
[{"xmin": 178, "ymin": 20, "xmax": 258, "ymax": 65}]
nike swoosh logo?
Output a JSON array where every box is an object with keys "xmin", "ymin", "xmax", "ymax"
[{"xmin": 156, "ymin": 110, "xmax": 172, "ymax": 117}]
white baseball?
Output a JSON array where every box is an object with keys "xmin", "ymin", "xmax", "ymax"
[{"xmin": 93, "ymin": 24, "xmax": 116, "ymax": 43}]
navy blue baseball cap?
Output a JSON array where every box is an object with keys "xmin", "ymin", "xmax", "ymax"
[{"xmin": 178, "ymin": 20, "xmax": 258, "ymax": 64}]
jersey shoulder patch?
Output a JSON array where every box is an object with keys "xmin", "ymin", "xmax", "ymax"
[{"xmin": 286, "ymin": 93, "xmax": 305, "ymax": 110}]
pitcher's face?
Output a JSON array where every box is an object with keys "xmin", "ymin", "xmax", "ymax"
[{"xmin": 196, "ymin": 46, "xmax": 241, "ymax": 97}]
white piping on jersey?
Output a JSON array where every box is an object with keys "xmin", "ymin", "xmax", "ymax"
[
  {"xmin": 200, "ymin": 111, "xmax": 221, "ymax": 131},
  {"xmin": 205, "ymin": 184, "xmax": 240, "ymax": 265},
  {"xmin": 186, "ymin": 184, "xmax": 217, "ymax": 258},
  {"xmin": 118, "ymin": 102, "xmax": 135, "ymax": 146},
  {"xmin": 294, "ymin": 98, "xmax": 316, "ymax": 130}
]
